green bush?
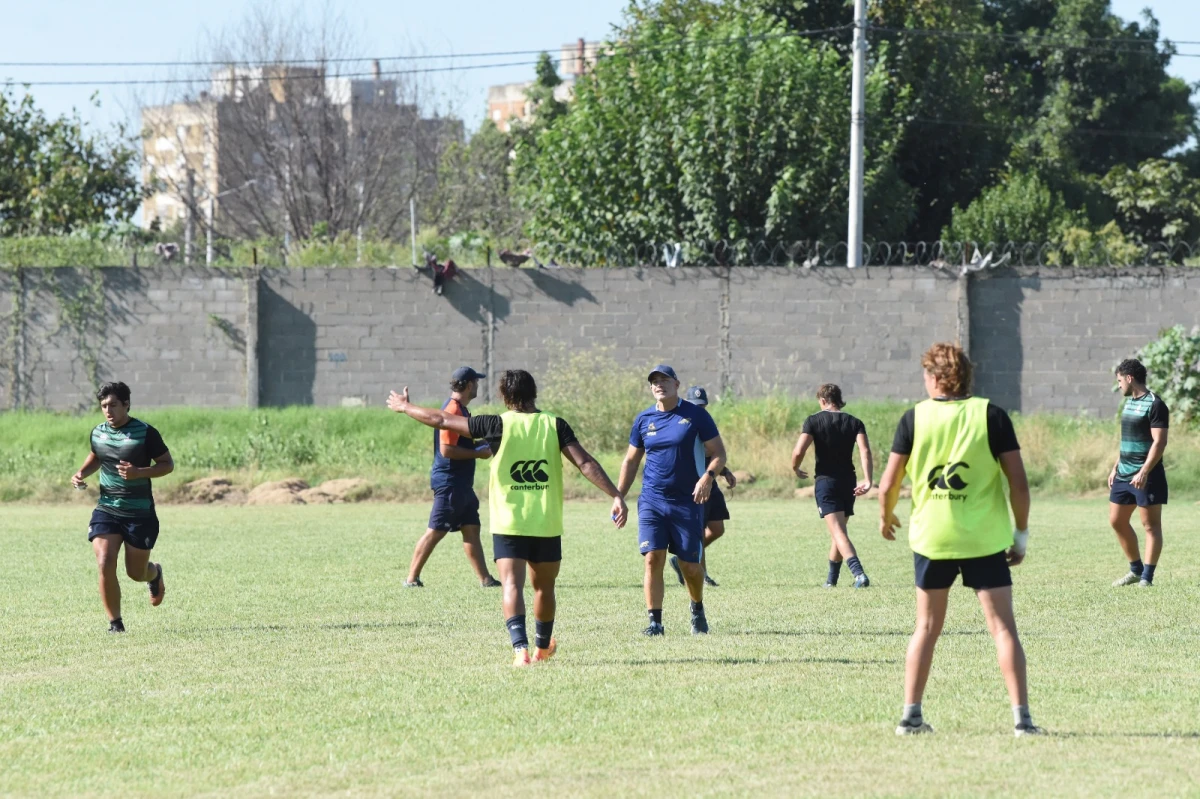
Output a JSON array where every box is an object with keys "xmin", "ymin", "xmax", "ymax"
[{"xmin": 1135, "ymin": 325, "xmax": 1200, "ymax": 423}]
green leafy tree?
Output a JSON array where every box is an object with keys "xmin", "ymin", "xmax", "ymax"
[
  {"xmin": 0, "ymin": 88, "xmax": 142, "ymax": 236},
  {"xmin": 1135, "ymin": 325, "xmax": 1200, "ymax": 424},
  {"xmin": 431, "ymin": 120, "xmax": 524, "ymax": 244},
  {"xmin": 944, "ymin": 171, "xmax": 1082, "ymax": 243},
  {"xmin": 1101, "ymin": 159, "xmax": 1200, "ymax": 246},
  {"xmin": 515, "ymin": 5, "xmax": 913, "ymax": 262}
]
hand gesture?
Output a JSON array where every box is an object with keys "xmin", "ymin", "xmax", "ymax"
[
  {"xmin": 880, "ymin": 512, "xmax": 901, "ymax": 541},
  {"xmin": 1006, "ymin": 546, "xmax": 1025, "ymax": 566},
  {"xmin": 853, "ymin": 479, "xmax": 873, "ymax": 497},
  {"xmin": 116, "ymin": 461, "xmax": 141, "ymax": 481},
  {"xmin": 794, "ymin": 467, "xmax": 809, "ymax": 480},
  {"xmin": 1130, "ymin": 470, "xmax": 1148, "ymax": 490},
  {"xmin": 610, "ymin": 496, "xmax": 628, "ymax": 528},
  {"xmin": 71, "ymin": 472, "xmax": 87, "ymax": 490},
  {"xmin": 692, "ymin": 474, "xmax": 713, "ymax": 505},
  {"xmin": 387, "ymin": 387, "xmax": 410, "ymax": 413},
  {"xmin": 723, "ymin": 469, "xmax": 737, "ymax": 489}
]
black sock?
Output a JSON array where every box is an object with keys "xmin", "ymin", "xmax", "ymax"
[
  {"xmin": 648, "ymin": 609, "xmax": 663, "ymax": 626},
  {"xmin": 847, "ymin": 556, "xmax": 864, "ymax": 578},
  {"xmin": 690, "ymin": 601, "xmax": 704, "ymax": 616},
  {"xmin": 1142, "ymin": 564, "xmax": 1156, "ymax": 583},
  {"xmin": 1130, "ymin": 560, "xmax": 1144, "ymax": 576},
  {"xmin": 827, "ymin": 560, "xmax": 842, "ymax": 584},
  {"xmin": 535, "ymin": 619, "xmax": 555, "ymax": 649},
  {"xmin": 505, "ymin": 615, "xmax": 528, "ymax": 650}
]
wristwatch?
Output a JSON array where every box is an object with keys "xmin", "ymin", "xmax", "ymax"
[{"xmin": 706, "ymin": 469, "xmax": 716, "ymax": 479}]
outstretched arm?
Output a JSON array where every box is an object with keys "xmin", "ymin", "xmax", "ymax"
[
  {"xmin": 387, "ymin": 388, "xmax": 470, "ymax": 436},
  {"xmin": 563, "ymin": 442, "xmax": 627, "ymax": 527},
  {"xmin": 878, "ymin": 452, "xmax": 908, "ymax": 541},
  {"xmin": 791, "ymin": 433, "xmax": 813, "ymax": 479}
]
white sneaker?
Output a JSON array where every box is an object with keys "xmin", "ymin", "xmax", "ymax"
[
  {"xmin": 895, "ymin": 719, "xmax": 934, "ymax": 736},
  {"xmin": 1014, "ymin": 723, "xmax": 1045, "ymax": 737},
  {"xmin": 1112, "ymin": 572, "xmax": 1141, "ymax": 587},
  {"xmin": 1138, "ymin": 579, "xmax": 1153, "ymax": 588}
]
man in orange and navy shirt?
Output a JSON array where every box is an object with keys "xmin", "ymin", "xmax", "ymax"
[{"xmin": 404, "ymin": 366, "xmax": 500, "ymax": 588}]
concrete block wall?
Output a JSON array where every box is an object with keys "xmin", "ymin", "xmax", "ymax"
[{"xmin": 2, "ymin": 265, "xmax": 1196, "ymax": 414}]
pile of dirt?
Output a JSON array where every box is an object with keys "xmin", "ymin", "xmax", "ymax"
[
  {"xmin": 247, "ymin": 479, "xmax": 310, "ymax": 506},
  {"xmin": 243, "ymin": 478, "xmax": 374, "ymax": 505},
  {"xmin": 176, "ymin": 477, "xmax": 247, "ymax": 505}
]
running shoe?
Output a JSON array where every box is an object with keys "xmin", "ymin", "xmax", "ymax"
[
  {"xmin": 668, "ymin": 555, "xmax": 685, "ymax": 585},
  {"xmin": 513, "ymin": 647, "xmax": 531, "ymax": 667},
  {"xmin": 481, "ymin": 576, "xmax": 501, "ymax": 588},
  {"xmin": 1138, "ymin": 579, "xmax": 1154, "ymax": 588},
  {"xmin": 642, "ymin": 622, "xmax": 666, "ymax": 637},
  {"xmin": 895, "ymin": 719, "xmax": 934, "ymax": 736},
  {"xmin": 853, "ymin": 574, "xmax": 871, "ymax": 589},
  {"xmin": 1014, "ymin": 723, "xmax": 1046, "ymax": 737},
  {"xmin": 532, "ymin": 638, "xmax": 558, "ymax": 663},
  {"xmin": 823, "ymin": 581, "xmax": 837, "ymax": 589},
  {"xmin": 108, "ymin": 619, "xmax": 125, "ymax": 634},
  {"xmin": 403, "ymin": 578, "xmax": 424, "ymax": 588},
  {"xmin": 148, "ymin": 564, "xmax": 165, "ymax": 606},
  {"xmin": 1112, "ymin": 572, "xmax": 1141, "ymax": 587},
  {"xmin": 704, "ymin": 573, "xmax": 719, "ymax": 587},
  {"xmin": 691, "ymin": 612, "xmax": 709, "ymax": 635}
]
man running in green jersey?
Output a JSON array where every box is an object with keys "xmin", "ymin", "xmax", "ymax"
[
  {"xmin": 71, "ymin": 382, "xmax": 174, "ymax": 633},
  {"xmin": 879, "ymin": 343, "xmax": 1042, "ymax": 737},
  {"xmin": 1109, "ymin": 358, "xmax": 1170, "ymax": 588},
  {"xmin": 388, "ymin": 369, "xmax": 626, "ymax": 665}
]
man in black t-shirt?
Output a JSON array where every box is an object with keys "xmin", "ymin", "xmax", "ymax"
[{"xmin": 792, "ymin": 384, "xmax": 874, "ymax": 588}]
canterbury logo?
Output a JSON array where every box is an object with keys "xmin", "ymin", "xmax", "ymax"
[
  {"xmin": 927, "ymin": 462, "xmax": 970, "ymax": 491},
  {"xmin": 509, "ymin": 460, "xmax": 550, "ymax": 484}
]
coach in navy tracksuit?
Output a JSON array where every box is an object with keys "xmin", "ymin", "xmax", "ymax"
[{"xmin": 617, "ymin": 365, "xmax": 727, "ymax": 637}]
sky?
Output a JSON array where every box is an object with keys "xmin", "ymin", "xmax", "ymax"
[{"xmin": 2, "ymin": 0, "xmax": 1198, "ymax": 136}]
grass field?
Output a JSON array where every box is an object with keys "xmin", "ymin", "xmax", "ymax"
[{"xmin": 2, "ymin": 499, "xmax": 1199, "ymax": 798}]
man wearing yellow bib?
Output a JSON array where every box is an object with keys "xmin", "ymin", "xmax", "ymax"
[
  {"xmin": 878, "ymin": 344, "xmax": 1043, "ymax": 737},
  {"xmin": 389, "ymin": 369, "xmax": 627, "ymax": 666}
]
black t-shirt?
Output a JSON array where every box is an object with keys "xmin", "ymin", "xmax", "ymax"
[
  {"xmin": 801, "ymin": 411, "xmax": 867, "ymax": 481},
  {"xmin": 467, "ymin": 413, "xmax": 579, "ymax": 451},
  {"xmin": 890, "ymin": 399, "xmax": 1020, "ymax": 458}
]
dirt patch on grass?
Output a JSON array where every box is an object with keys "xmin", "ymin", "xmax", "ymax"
[{"xmin": 175, "ymin": 477, "xmax": 248, "ymax": 505}]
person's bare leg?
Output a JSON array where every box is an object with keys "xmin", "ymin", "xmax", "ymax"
[
  {"xmin": 678, "ymin": 560, "xmax": 705, "ymax": 604},
  {"xmin": 528, "ymin": 560, "xmax": 561, "ymax": 659},
  {"xmin": 406, "ymin": 528, "xmax": 447, "ymax": 583},
  {"xmin": 904, "ymin": 588, "xmax": 949, "ymax": 705},
  {"xmin": 459, "ymin": 525, "xmax": 494, "ymax": 584},
  {"xmin": 823, "ymin": 513, "xmax": 858, "ymax": 561},
  {"xmin": 1140, "ymin": 504, "xmax": 1163, "ymax": 565},
  {"xmin": 701, "ymin": 520, "xmax": 724, "ymax": 583},
  {"xmin": 977, "ymin": 586, "xmax": 1028, "ymax": 707},
  {"xmin": 644, "ymin": 550, "xmax": 666, "ymax": 612},
  {"xmin": 1109, "ymin": 503, "xmax": 1140, "ymax": 562},
  {"xmin": 92, "ymin": 535, "xmax": 123, "ymax": 624},
  {"xmin": 496, "ymin": 557, "xmax": 530, "ymax": 663},
  {"xmin": 123, "ymin": 544, "xmax": 155, "ymax": 583}
]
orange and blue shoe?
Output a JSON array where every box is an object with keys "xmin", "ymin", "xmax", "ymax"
[
  {"xmin": 531, "ymin": 638, "xmax": 557, "ymax": 663},
  {"xmin": 513, "ymin": 647, "xmax": 531, "ymax": 667},
  {"xmin": 148, "ymin": 564, "xmax": 165, "ymax": 607}
]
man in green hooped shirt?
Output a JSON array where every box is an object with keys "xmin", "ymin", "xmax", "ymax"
[
  {"xmin": 71, "ymin": 382, "xmax": 174, "ymax": 633},
  {"xmin": 1108, "ymin": 358, "xmax": 1170, "ymax": 588},
  {"xmin": 389, "ymin": 369, "xmax": 627, "ymax": 666}
]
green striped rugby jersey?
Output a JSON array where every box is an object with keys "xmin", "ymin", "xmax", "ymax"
[
  {"xmin": 1117, "ymin": 391, "xmax": 1168, "ymax": 479},
  {"xmin": 90, "ymin": 418, "xmax": 167, "ymax": 518}
]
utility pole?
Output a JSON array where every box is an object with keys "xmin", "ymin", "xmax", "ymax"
[
  {"xmin": 184, "ymin": 169, "xmax": 196, "ymax": 265},
  {"xmin": 410, "ymin": 196, "xmax": 418, "ymax": 266},
  {"xmin": 846, "ymin": 0, "xmax": 867, "ymax": 269},
  {"xmin": 356, "ymin": 181, "xmax": 364, "ymax": 264},
  {"xmin": 206, "ymin": 193, "xmax": 216, "ymax": 266}
]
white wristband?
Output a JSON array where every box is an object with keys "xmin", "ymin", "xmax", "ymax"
[{"xmin": 1012, "ymin": 528, "xmax": 1029, "ymax": 557}]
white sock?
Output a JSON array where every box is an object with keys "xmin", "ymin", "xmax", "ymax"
[
  {"xmin": 903, "ymin": 703, "xmax": 923, "ymax": 722},
  {"xmin": 1013, "ymin": 705, "xmax": 1033, "ymax": 727}
]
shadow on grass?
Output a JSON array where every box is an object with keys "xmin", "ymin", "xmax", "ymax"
[
  {"xmin": 732, "ymin": 629, "xmax": 987, "ymax": 637},
  {"xmin": 183, "ymin": 620, "xmax": 425, "ymax": 634},
  {"xmin": 621, "ymin": 656, "xmax": 896, "ymax": 666},
  {"xmin": 1050, "ymin": 731, "xmax": 1200, "ymax": 740}
]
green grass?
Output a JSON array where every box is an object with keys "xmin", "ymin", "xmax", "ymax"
[
  {"xmin": 2, "ymin": 500, "xmax": 1199, "ymax": 797},
  {"xmin": 4, "ymin": 399, "xmax": 1200, "ymax": 505}
]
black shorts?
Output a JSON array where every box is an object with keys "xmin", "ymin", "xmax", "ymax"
[
  {"xmin": 913, "ymin": 550, "xmax": 1012, "ymax": 591},
  {"xmin": 1110, "ymin": 464, "xmax": 1168, "ymax": 508},
  {"xmin": 815, "ymin": 476, "xmax": 856, "ymax": 519},
  {"xmin": 704, "ymin": 484, "xmax": 730, "ymax": 524},
  {"xmin": 88, "ymin": 508, "xmax": 160, "ymax": 551},
  {"xmin": 428, "ymin": 486, "xmax": 481, "ymax": 532},
  {"xmin": 493, "ymin": 534, "xmax": 562, "ymax": 563}
]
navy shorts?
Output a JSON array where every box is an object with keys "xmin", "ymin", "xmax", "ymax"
[
  {"xmin": 815, "ymin": 476, "xmax": 856, "ymax": 519},
  {"xmin": 637, "ymin": 494, "xmax": 704, "ymax": 563},
  {"xmin": 913, "ymin": 550, "xmax": 1012, "ymax": 591},
  {"xmin": 88, "ymin": 508, "xmax": 160, "ymax": 551},
  {"xmin": 428, "ymin": 486, "xmax": 481, "ymax": 532},
  {"xmin": 1110, "ymin": 464, "xmax": 1168, "ymax": 507},
  {"xmin": 493, "ymin": 534, "xmax": 562, "ymax": 563},
  {"xmin": 704, "ymin": 484, "xmax": 730, "ymax": 524}
]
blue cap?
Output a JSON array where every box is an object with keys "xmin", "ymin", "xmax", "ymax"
[
  {"xmin": 685, "ymin": 386, "xmax": 708, "ymax": 406},
  {"xmin": 647, "ymin": 364, "xmax": 679, "ymax": 382},
  {"xmin": 451, "ymin": 366, "xmax": 486, "ymax": 382}
]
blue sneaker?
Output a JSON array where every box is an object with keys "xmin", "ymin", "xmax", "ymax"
[
  {"xmin": 854, "ymin": 574, "xmax": 870, "ymax": 589},
  {"xmin": 691, "ymin": 612, "xmax": 709, "ymax": 635},
  {"xmin": 668, "ymin": 555, "xmax": 685, "ymax": 586},
  {"xmin": 642, "ymin": 622, "xmax": 665, "ymax": 637}
]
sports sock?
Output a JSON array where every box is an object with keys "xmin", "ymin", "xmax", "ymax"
[
  {"xmin": 535, "ymin": 619, "xmax": 555, "ymax": 649},
  {"xmin": 1130, "ymin": 560, "xmax": 1144, "ymax": 576},
  {"xmin": 846, "ymin": 556, "xmax": 864, "ymax": 578},
  {"xmin": 505, "ymin": 615, "xmax": 528, "ymax": 650},
  {"xmin": 648, "ymin": 609, "xmax": 663, "ymax": 626},
  {"xmin": 1012, "ymin": 705, "xmax": 1034, "ymax": 727},
  {"xmin": 826, "ymin": 560, "xmax": 842, "ymax": 585},
  {"xmin": 902, "ymin": 703, "xmax": 923, "ymax": 723},
  {"xmin": 1142, "ymin": 564, "xmax": 1157, "ymax": 583},
  {"xmin": 690, "ymin": 601, "xmax": 705, "ymax": 616}
]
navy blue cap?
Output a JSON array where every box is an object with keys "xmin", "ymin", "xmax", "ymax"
[
  {"xmin": 647, "ymin": 364, "xmax": 679, "ymax": 382},
  {"xmin": 685, "ymin": 385, "xmax": 708, "ymax": 406},
  {"xmin": 451, "ymin": 366, "xmax": 486, "ymax": 382}
]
